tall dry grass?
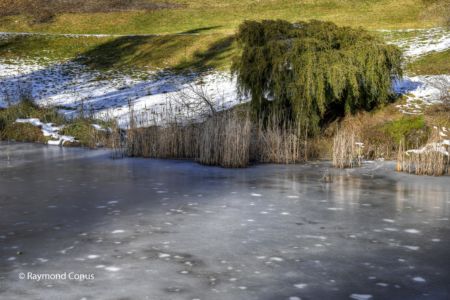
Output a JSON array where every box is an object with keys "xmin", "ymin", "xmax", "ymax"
[
  {"xmin": 126, "ymin": 109, "xmax": 251, "ymax": 167},
  {"xmin": 198, "ymin": 110, "xmax": 251, "ymax": 167},
  {"xmin": 332, "ymin": 128, "xmax": 363, "ymax": 168},
  {"xmin": 253, "ymin": 113, "xmax": 305, "ymax": 164},
  {"xmin": 123, "ymin": 100, "xmax": 326, "ymax": 168},
  {"xmin": 397, "ymin": 129, "xmax": 449, "ymax": 176}
]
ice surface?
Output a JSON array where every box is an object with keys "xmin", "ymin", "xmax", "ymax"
[{"xmin": 0, "ymin": 143, "xmax": 449, "ymax": 299}]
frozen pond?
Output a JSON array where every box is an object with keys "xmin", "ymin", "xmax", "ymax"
[{"xmin": 0, "ymin": 142, "xmax": 449, "ymax": 300}]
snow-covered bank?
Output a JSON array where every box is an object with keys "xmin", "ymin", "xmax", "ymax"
[
  {"xmin": 1, "ymin": 27, "xmax": 449, "ymax": 125},
  {"xmin": 0, "ymin": 59, "xmax": 244, "ymax": 127},
  {"xmin": 0, "ymin": 58, "xmax": 447, "ymax": 123},
  {"xmin": 393, "ymin": 75, "xmax": 449, "ymax": 114},
  {"xmin": 384, "ymin": 27, "xmax": 450, "ymax": 59}
]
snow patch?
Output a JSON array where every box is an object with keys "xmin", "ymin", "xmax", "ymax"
[
  {"xmin": 350, "ymin": 294, "xmax": 373, "ymax": 300},
  {"xmin": 393, "ymin": 75, "xmax": 449, "ymax": 115},
  {"xmin": 412, "ymin": 276, "xmax": 426, "ymax": 283},
  {"xmin": 15, "ymin": 118, "xmax": 76, "ymax": 146}
]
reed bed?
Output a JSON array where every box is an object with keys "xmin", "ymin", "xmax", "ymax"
[
  {"xmin": 198, "ymin": 110, "xmax": 251, "ymax": 167},
  {"xmin": 125, "ymin": 105, "xmax": 252, "ymax": 167},
  {"xmin": 127, "ymin": 124, "xmax": 200, "ymax": 159},
  {"xmin": 123, "ymin": 101, "xmax": 323, "ymax": 168},
  {"xmin": 332, "ymin": 129, "xmax": 363, "ymax": 168},
  {"xmin": 397, "ymin": 129, "xmax": 449, "ymax": 176},
  {"xmin": 253, "ymin": 114, "xmax": 305, "ymax": 164}
]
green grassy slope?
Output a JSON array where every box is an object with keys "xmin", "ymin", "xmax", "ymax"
[
  {"xmin": 0, "ymin": 0, "xmax": 448, "ymax": 72},
  {"xmin": 407, "ymin": 49, "xmax": 450, "ymax": 75},
  {"xmin": 0, "ymin": 0, "xmax": 445, "ymax": 34}
]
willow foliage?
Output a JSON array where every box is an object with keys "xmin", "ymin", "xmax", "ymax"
[{"xmin": 232, "ymin": 20, "xmax": 403, "ymax": 135}]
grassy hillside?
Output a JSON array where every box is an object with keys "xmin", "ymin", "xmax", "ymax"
[
  {"xmin": 0, "ymin": 0, "xmax": 447, "ymax": 34},
  {"xmin": 0, "ymin": 0, "xmax": 448, "ymax": 72},
  {"xmin": 407, "ymin": 49, "xmax": 450, "ymax": 75}
]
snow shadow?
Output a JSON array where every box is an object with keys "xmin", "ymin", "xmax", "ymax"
[
  {"xmin": 0, "ymin": 33, "xmax": 235, "ymax": 115},
  {"xmin": 392, "ymin": 77, "xmax": 423, "ymax": 95}
]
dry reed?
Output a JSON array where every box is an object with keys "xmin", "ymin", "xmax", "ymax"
[
  {"xmin": 123, "ymin": 100, "xmax": 325, "ymax": 167},
  {"xmin": 396, "ymin": 128, "xmax": 449, "ymax": 176},
  {"xmin": 332, "ymin": 128, "xmax": 362, "ymax": 168},
  {"xmin": 254, "ymin": 114, "xmax": 304, "ymax": 164}
]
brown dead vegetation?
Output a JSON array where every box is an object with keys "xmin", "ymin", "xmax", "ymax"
[{"xmin": 0, "ymin": 0, "xmax": 180, "ymax": 23}]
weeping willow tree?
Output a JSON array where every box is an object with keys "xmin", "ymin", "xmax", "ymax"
[{"xmin": 232, "ymin": 20, "xmax": 403, "ymax": 136}]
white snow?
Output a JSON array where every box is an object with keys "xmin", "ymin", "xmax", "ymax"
[
  {"xmin": 15, "ymin": 118, "xmax": 76, "ymax": 145},
  {"xmin": 0, "ymin": 59, "xmax": 244, "ymax": 128},
  {"xmin": 404, "ymin": 229, "xmax": 421, "ymax": 234},
  {"xmin": 384, "ymin": 228, "xmax": 398, "ymax": 232},
  {"xmin": 404, "ymin": 245, "xmax": 420, "ymax": 251},
  {"xmin": 104, "ymin": 266, "xmax": 121, "ymax": 272},
  {"xmin": 393, "ymin": 75, "xmax": 449, "ymax": 115},
  {"xmin": 406, "ymin": 140, "xmax": 449, "ymax": 157},
  {"xmin": 385, "ymin": 27, "xmax": 450, "ymax": 59},
  {"xmin": 412, "ymin": 276, "xmax": 426, "ymax": 283},
  {"xmin": 269, "ymin": 257, "xmax": 284, "ymax": 262},
  {"xmin": 350, "ymin": 294, "xmax": 373, "ymax": 300},
  {"xmin": 382, "ymin": 219, "xmax": 395, "ymax": 223},
  {"xmin": 383, "ymin": 28, "xmax": 450, "ymax": 115},
  {"xmin": 91, "ymin": 124, "xmax": 107, "ymax": 132}
]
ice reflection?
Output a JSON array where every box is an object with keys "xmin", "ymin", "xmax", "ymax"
[{"xmin": 395, "ymin": 180, "xmax": 450, "ymax": 218}]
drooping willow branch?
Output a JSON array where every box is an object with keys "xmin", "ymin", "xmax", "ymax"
[{"xmin": 232, "ymin": 19, "xmax": 403, "ymax": 136}]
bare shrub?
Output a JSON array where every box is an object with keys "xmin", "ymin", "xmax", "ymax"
[{"xmin": 170, "ymin": 81, "xmax": 219, "ymax": 118}]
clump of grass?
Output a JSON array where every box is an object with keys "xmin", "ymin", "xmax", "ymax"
[
  {"xmin": 0, "ymin": 96, "xmax": 118, "ymax": 148},
  {"xmin": 60, "ymin": 118, "xmax": 114, "ymax": 148},
  {"xmin": 0, "ymin": 122, "xmax": 47, "ymax": 143},
  {"xmin": 0, "ymin": 97, "xmax": 64, "ymax": 125},
  {"xmin": 381, "ymin": 116, "xmax": 429, "ymax": 147},
  {"xmin": 407, "ymin": 49, "xmax": 450, "ymax": 75},
  {"xmin": 0, "ymin": 96, "xmax": 62, "ymax": 142}
]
